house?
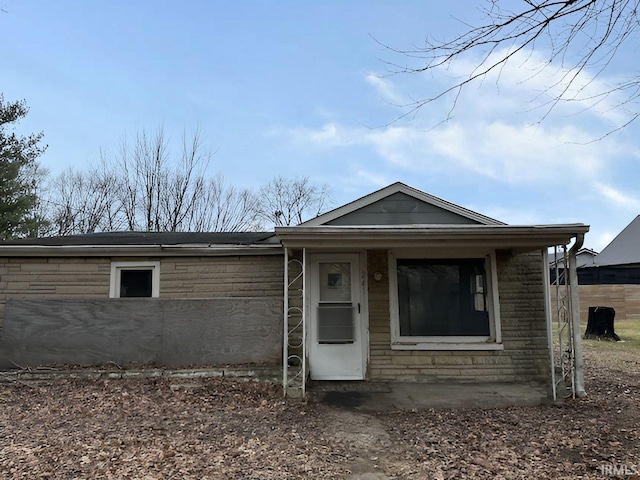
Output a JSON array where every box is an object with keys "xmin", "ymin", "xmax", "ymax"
[
  {"xmin": 575, "ymin": 215, "xmax": 640, "ymax": 321},
  {"xmin": 549, "ymin": 247, "xmax": 597, "ymax": 271},
  {"xmin": 0, "ymin": 183, "xmax": 589, "ymax": 399},
  {"xmin": 548, "ymin": 247, "xmax": 597, "ymax": 287}
]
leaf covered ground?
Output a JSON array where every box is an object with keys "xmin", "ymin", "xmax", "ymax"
[{"xmin": 1, "ymin": 347, "xmax": 639, "ymax": 479}]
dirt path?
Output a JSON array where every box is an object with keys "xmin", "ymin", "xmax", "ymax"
[{"xmin": 323, "ymin": 408, "xmax": 393, "ymax": 479}]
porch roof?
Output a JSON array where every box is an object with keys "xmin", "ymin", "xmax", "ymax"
[{"xmin": 275, "ymin": 224, "xmax": 589, "ymax": 252}]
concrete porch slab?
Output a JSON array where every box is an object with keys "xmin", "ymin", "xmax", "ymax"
[{"xmin": 310, "ymin": 381, "xmax": 551, "ymax": 411}]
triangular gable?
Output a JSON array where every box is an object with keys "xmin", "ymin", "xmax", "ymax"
[
  {"xmin": 594, "ymin": 215, "xmax": 640, "ymax": 266},
  {"xmin": 302, "ymin": 182, "xmax": 504, "ymax": 226}
]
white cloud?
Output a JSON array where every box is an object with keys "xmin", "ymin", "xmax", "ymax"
[
  {"xmin": 594, "ymin": 183, "xmax": 640, "ymax": 211},
  {"xmin": 269, "ymin": 123, "xmax": 357, "ymax": 148},
  {"xmin": 425, "ymin": 121, "xmax": 613, "ymax": 183},
  {"xmin": 593, "ymin": 231, "xmax": 616, "ymax": 251},
  {"xmin": 365, "ymin": 73, "xmax": 406, "ymax": 105},
  {"xmin": 274, "ymin": 118, "xmax": 621, "ymax": 186},
  {"xmin": 351, "ymin": 168, "xmax": 392, "ymax": 189},
  {"xmin": 270, "ymin": 45, "xmax": 640, "ymax": 250},
  {"xmin": 444, "ymin": 48, "xmax": 634, "ymax": 127},
  {"xmin": 273, "ymin": 48, "xmax": 640, "ymax": 188}
]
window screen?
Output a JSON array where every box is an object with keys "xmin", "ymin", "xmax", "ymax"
[
  {"xmin": 396, "ymin": 259, "xmax": 490, "ymax": 336},
  {"xmin": 317, "ymin": 304, "xmax": 355, "ymax": 343},
  {"xmin": 119, "ymin": 269, "xmax": 153, "ymax": 298}
]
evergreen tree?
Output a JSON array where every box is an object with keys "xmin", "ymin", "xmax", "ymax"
[{"xmin": 0, "ymin": 95, "xmax": 47, "ymax": 240}]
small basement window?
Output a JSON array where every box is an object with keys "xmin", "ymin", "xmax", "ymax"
[{"xmin": 110, "ymin": 261, "xmax": 160, "ymax": 298}]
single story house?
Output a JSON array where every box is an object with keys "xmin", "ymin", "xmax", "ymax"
[
  {"xmin": 0, "ymin": 183, "xmax": 589, "ymax": 398},
  {"xmin": 549, "ymin": 247, "xmax": 597, "ymax": 276},
  {"xmin": 575, "ymin": 215, "xmax": 640, "ymax": 322}
]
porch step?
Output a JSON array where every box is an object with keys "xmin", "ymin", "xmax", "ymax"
[{"xmin": 308, "ymin": 381, "xmax": 391, "ymax": 393}]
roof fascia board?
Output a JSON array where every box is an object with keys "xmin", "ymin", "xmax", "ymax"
[
  {"xmin": 300, "ymin": 182, "xmax": 505, "ymax": 226},
  {"xmin": 0, "ymin": 244, "xmax": 283, "ymax": 257},
  {"xmin": 276, "ymin": 224, "xmax": 589, "ymax": 249}
]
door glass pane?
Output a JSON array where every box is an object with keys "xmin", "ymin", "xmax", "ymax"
[{"xmin": 319, "ymin": 263, "xmax": 351, "ymax": 302}]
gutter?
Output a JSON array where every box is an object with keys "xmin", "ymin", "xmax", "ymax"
[
  {"xmin": 276, "ymin": 224, "xmax": 590, "ymax": 250},
  {"xmin": 569, "ymin": 233, "xmax": 587, "ymax": 397},
  {"xmin": 0, "ymin": 244, "xmax": 284, "ymax": 257}
]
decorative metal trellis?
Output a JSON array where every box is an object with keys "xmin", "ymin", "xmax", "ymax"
[
  {"xmin": 283, "ymin": 248, "xmax": 307, "ymax": 398},
  {"xmin": 551, "ymin": 245, "xmax": 577, "ymax": 399}
]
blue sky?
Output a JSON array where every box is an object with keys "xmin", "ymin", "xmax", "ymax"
[{"xmin": 2, "ymin": 1, "xmax": 639, "ymax": 250}]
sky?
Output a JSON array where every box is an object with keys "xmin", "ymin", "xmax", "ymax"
[{"xmin": 2, "ymin": 0, "xmax": 640, "ymax": 250}]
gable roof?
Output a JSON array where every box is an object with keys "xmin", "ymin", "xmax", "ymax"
[
  {"xmin": 594, "ymin": 215, "xmax": 640, "ymax": 267},
  {"xmin": 301, "ymin": 182, "xmax": 504, "ymax": 226}
]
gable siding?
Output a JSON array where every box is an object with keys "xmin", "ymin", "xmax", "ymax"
[
  {"xmin": 326, "ymin": 192, "xmax": 481, "ymax": 226},
  {"xmin": 366, "ymin": 249, "xmax": 550, "ymax": 384}
]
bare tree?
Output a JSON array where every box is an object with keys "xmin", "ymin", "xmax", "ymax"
[
  {"xmin": 188, "ymin": 174, "xmax": 263, "ymax": 232},
  {"xmin": 259, "ymin": 176, "xmax": 331, "ymax": 227},
  {"xmin": 386, "ymin": 0, "xmax": 640, "ymax": 132},
  {"xmin": 117, "ymin": 127, "xmax": 212, "ymax": 232},
  {"xmin": 46, "ymin": 160, "xmax": 122, "ymax": 235},
  {"xmin": 45, "ymin": 126, "xmax": 267, "ymax": 234}
]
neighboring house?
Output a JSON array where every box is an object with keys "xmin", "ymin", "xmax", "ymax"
[
  {"xmin": 575, "ymin": 215, "xmax": 640, "ymax": 321},
  {"xmin": 0, "ymin": 183, "xmax": 589, "ymax": 398},
  {"xmin": 549, "ymin": 248, "xmax": 598, "ymax": 271},
  {"xmin": 548, "ymin": 247, "xmax": 597, "ymax": 286}
]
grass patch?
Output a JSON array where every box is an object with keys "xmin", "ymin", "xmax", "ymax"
[
  {"xmin": 582, "ymin": 319, "xmax": 640, "ymax": 352},
  {"xmin": 581, "ymin": 319, "xmax": 640, "ymax": 370}
]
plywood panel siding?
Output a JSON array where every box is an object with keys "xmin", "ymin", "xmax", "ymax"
[
  {"xmin": 4, "ymin": 298, "xmax": 282, "ymax": 368},
  {"xmin": 366, "ymin": 250, "xmax": 550, "ymax": 384}
]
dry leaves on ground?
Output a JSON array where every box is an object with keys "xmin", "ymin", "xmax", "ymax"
[{"xmin": 1, "ymin": 350, "xmax": 639, "ymax": 479}]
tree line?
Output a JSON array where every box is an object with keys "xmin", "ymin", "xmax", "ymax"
[{"xmin": 0, "ymin": 95, "xmax": 330, "ymax": 241}]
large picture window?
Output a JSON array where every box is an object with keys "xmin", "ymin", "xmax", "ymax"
[
  {"xmin": 110, "ymin": 261, "xmax": 160, "ymax": 298},
  {"xmin": 389, "ymin": 251, "xmax": 502, "ymax": 350}
]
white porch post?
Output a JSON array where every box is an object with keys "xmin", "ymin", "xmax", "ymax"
[
  {"xmin": 282, "ymin": 248, "xmax": 289, "ymax": 396},
  {"xmin": 301, "ymin": 247, "xmax": 307, "ymax": 397},
  {"xmin": 569, "ymin": 237, "xmax": 586, "ymax": 397}
]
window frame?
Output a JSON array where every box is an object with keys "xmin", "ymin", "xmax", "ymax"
[
  {"xmin": 109, "ymin": 261, "xmax": 160, "ymax": 298},
  {"xmin": 388, "ymin": 249, "xmax": 502, "ymax": 351}
]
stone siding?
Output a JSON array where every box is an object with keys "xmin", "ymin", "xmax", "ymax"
[
  {"xmin": 367, "ymin": 249, "xmax": 550, "ymax": 384},
  {"xmin": 0, "ymin": 255, "xmax": 283, "ymax": 326}
]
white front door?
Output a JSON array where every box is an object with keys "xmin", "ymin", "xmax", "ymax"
[{"xmin": 308, "ymin": 253, "xmax": 366, "ymax": 380}]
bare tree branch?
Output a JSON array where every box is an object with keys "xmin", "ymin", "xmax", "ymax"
[
  {"xmin": 258, "ymin": 176, "xmax": 332, "ymax": 227},
  {"xmin": 383, "ymin": 0, "xmax": 640, "ymax": 131},
  {"xmin": 45, "ymin": 126, "xmax": 271, "ymax": 234}
]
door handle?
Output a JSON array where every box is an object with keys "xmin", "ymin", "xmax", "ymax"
[{"xmin": 358, "ymin": 303, "xmax": 361, "ymax": 314}]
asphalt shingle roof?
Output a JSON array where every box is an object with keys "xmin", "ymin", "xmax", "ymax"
[
  {"xmin": 1, "ymin": 231, "xmax": 278, "ymax": 247},
  {"xmin": 594, "ymin": 215, "xmax": 640, "ymax": 267}
]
